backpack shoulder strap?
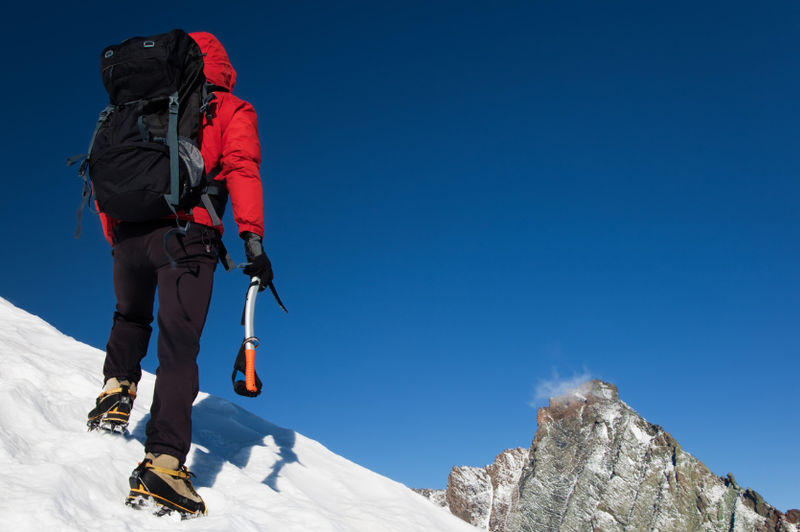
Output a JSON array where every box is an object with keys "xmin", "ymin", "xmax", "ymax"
[{"xmin": 200, "ymin": 169, "xmax": 236, "ymax": 271}]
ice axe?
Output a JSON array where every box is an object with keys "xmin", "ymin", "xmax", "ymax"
[{"xmin": 232, "ymin": 272, "xmax": 288, "ymax": 398}]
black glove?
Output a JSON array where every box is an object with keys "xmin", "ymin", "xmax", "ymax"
[{"xmin": 242, "ymin": 232, "xmax": 274, "ymax": 291}]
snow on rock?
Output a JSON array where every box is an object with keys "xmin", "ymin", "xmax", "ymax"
[
  {"xmin": 447, "ymin": 466, "xmax": 494, "ymax": 530},
  {"xmin": 412, "ymin": 488, "xmax": 449, "ymax": 510},
  {"xmin": 507, "ymin": 380, "xmax": 798, "ymax": 532},
  {"xmin": 436, "ymin": 379, "xmax": 798, "ymax": 532},
  {"xmin": 444, "ymin": 448, "xmax": 528, "ymax": 532},
  {"xmin": 0, "ymin": 297, "xmax": 481, "ymax": 532}
]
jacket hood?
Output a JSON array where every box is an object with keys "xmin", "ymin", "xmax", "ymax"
[{"xmin": 189, "ymin": 32, "xmax": 237, "ymax": 91}]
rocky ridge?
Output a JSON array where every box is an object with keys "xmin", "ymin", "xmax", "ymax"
[{"xmin": 416, "ymin": 380, "xmax": 798, "ymax": 532}]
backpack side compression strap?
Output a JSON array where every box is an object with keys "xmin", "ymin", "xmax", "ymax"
[
  {"xmin": 70, "ymin": 105, "xmax": 115, "ymax": 239},
  {"xmin": 165, "ymin": 92, "xmax": 180, "ymax": 208}
]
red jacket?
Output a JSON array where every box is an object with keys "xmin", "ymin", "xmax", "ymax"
[{"xmin": 99, "ymin": 32, "xmax": 264, "ymax": 245}]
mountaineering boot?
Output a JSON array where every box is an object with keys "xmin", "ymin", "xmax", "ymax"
[
  {"xmin": 87, "ymin": 377, "xmax": 137, "ymax": 433},
  {"xmin": 126, "ymin": 452, "xmax": 207, "ymax": 519}
]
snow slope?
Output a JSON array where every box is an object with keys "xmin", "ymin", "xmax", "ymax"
[{"xmin": 0, "ymin": 297, "xmax": 478, "ymax": 532}]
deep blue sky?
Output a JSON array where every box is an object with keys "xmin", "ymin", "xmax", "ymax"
[{"xmin": 2, "ymin": 0, "xmax": 798, "ymax": 512}]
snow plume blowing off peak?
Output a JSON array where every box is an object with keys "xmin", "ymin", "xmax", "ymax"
[
  {"xmin": 529, "ymin": 369, "xmax": 595, "ymax": 408},
  {"xmin": 0, "ymin": 296, "xmax": 480, "ymax": 532}
]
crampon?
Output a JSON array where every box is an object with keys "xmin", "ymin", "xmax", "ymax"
[
  {"xmin": 87, "ymin": 382, "xmax": 136, "ymax": 433},
  {"xmin": 125, "ymin": 454, "xmax": 207, "ymax": 519}
]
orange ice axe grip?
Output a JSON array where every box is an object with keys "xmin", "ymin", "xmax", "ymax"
[{"xmin": 245, "ymin": 348, "xmax": 257, "ymax": 392}]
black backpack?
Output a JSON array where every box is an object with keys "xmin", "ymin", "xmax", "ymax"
[{"xmin": 70, "ymin": 29, "xmax": 225, "ymax": 242}]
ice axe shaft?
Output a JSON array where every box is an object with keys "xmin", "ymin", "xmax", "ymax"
[
  {"xmin": 243, "ymin": 276, "xmax": 260, "ymax": 393},
  {"xmin": 233, "ymin": 264, "xmax": 288, "ymax": 397},
  {"xmin": 231, "ymin": 276, "xmax": 262, "ymax": 397}
]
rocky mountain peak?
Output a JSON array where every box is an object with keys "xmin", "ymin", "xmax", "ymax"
[{"xmin": 418, "ymin": 380, "xmax": 798, "ymax": 532}]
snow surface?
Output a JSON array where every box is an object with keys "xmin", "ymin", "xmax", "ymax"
[{"xmin": 0, "ymin": 297, "xmax": 480, "ymax": 531}]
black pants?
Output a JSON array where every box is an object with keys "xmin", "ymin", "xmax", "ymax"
[{"xmin": 102, "ymin": 220, "xmax": 218, "ymax": 464}]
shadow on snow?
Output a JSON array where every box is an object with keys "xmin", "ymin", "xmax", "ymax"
[{"xmin": 129, "ymin": 395, "xmax": 299, "ymax": 491}]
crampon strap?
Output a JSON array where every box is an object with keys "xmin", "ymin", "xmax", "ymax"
[
  {"xmin": 100, "ymin": 386, "xmax": 137, "ymax": 399},
  {"xmin": 145, "ymin": 462, "xmax": 193, "ymax": 480}
]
